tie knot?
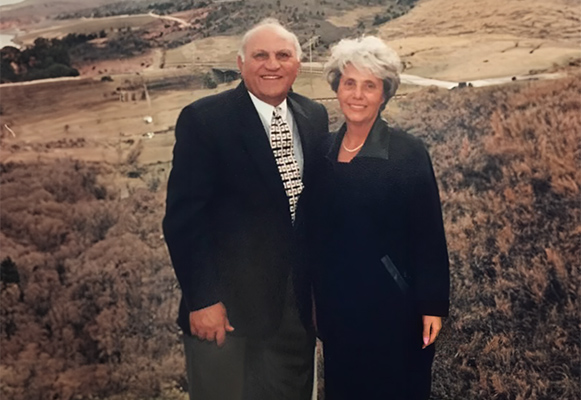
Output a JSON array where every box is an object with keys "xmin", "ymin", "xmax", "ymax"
[{"xmin": 273, "ymin": 107, "xmax": 283, "ymax": 118}]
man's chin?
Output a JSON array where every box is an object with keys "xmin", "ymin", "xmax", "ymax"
[{"xmin": 256, "ymin": 89, "xmax": 291, "ymax": 103}]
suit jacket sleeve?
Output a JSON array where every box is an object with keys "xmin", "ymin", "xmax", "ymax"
[
  {"xmin": 163, "ymin": 104, "xmax": 220, "ymax": 312},
  {"xmin": 409, "ymin": 146, "xmax": 450, "ymax": 317}
]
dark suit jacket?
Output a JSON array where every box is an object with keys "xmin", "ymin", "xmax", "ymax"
[{"xmin": 163, "ymin": 82, "xmax": 329, "ymax": 337}]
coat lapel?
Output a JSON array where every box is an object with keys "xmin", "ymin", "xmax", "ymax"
[
  {"xmin": 326, "ymin": 116, "xmax": 391, "ymax": 162},
  {"xmin": 287, "ymin": 94, "xmax": 316, "ymax": 179},
  {"xmin": 231, "ymin": 83, "xmax": 288, "ymax": 203}
]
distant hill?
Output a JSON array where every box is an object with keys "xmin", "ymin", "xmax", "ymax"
[{"xmin": 1, "ymin": 0, "xmax": 421, "ymax": 83}]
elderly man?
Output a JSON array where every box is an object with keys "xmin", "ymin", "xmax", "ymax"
[{"xmin": 163, "ymin": 18, "xmax": 329, "ymax": 400}]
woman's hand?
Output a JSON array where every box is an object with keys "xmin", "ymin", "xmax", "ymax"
[{"xmin": 422, "ymin": 315, "xmax": 442, "ymax": 349}]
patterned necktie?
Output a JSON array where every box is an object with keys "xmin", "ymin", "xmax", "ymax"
[{"xmin": 270, "ymin": 107, "xmax": 303, "ymax": 222}]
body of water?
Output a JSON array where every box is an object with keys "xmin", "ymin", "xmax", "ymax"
[
  {"xmin": 0, "ymin": 0, "xmax": 25, "ymax": 48},
  {"xmin": 0, "ymin": 33, "xmax": 19, "ymax": 48}
]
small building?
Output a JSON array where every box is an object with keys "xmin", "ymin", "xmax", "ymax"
[
  {"xmin": 118, "ymin": 89, "xmax": 147, "ymax": 102},
  {"xmin": 211, "ymin": 68, "xmax": 240, "ymax": 84}
]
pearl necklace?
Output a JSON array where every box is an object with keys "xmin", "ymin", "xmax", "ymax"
[{"xmin": 342, "ymin": 138, "xmax": 365, "ymax": 153}]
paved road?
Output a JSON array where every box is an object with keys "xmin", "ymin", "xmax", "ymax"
[{"xmin": 300, "ymin": 62, "xmax": 566, "ymax": 89}]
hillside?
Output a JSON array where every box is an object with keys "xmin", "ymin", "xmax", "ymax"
[
  {"xmin": 1, "ymin": 75, "xmax": 579, "ymax": 400},
  {"xmin": 396, "ymin": 77, "xmax": 580, "ymax": 400},
  {"xmin": 2, "ymin": 0, "xmax": 579, "ymax": 82},
  {"xmin": 0, "ymin": 0, "xmax": 580, "ymax": 399},
  {"xmin": 376, "ymin": 0, "xmax": 581, "ymax": 80}
]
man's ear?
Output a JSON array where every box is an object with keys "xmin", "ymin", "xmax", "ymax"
[{"xmin": 236, "ymin": 55, "xmax": 244, "ymax": 74}]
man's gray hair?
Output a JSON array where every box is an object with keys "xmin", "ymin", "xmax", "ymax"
[
  {"xmin": 238, "ymin": 18, "xmax": 302, "ymax": 61},
  {"xmin": 324, "ymin": 36, "xmax": 402, "ymax": 106}
]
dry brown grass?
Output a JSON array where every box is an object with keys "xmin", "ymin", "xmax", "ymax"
[
  {"xmin": 1, "ymin": 76, "xmax": 579, "ymax": 399},
  {"xmin": 0, "ymin": 160, "xmax": 183, "ymax": 400},
  {"xmin": 394, "ymin": 76, "xmax": 580, "ymax": 400}
]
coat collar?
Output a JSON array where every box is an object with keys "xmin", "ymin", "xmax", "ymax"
[{"xmin": 327, "ymin": 116, "xmax": 391, "ymax": 162}]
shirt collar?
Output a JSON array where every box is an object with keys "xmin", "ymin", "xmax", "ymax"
[{"xmin": 248, "ymin": 91, "xmax": 288, "ymax": 122}]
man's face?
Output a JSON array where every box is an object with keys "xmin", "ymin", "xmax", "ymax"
[{"xmin": 237, "ymin": 28, "xmax": 300, "ymax": 106}]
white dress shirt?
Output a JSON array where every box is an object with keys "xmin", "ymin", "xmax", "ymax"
[{"xmin": 248, "ymin": 91, "xmax": 304, "ymax": 175}]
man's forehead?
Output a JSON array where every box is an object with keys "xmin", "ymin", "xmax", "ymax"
[
  {"xmin": 249, "ymin": 45, "xmax": 295, "ymax": 54},
  {"xmin": 245, "ymin": 28, "xmax": 295, "ymax": 53}
]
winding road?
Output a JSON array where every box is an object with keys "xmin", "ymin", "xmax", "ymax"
[{"xmin": 0, "ymin": 60, "xmax": 567, "ymax": 90}]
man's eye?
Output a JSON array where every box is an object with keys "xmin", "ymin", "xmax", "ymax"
[
  {"xmin": 254, "ymin": 53, "xmax": 268, "ymax": 60},
  {"xmin": 343, "ymin": 80, "xmax": 355, "ymax": 87},
  {"xmin": 277, "ymin": 52, "xmax": 291, "ymax": 60}
]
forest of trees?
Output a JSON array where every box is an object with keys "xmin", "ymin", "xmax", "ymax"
[
  {"xmin": 0, "ymin": 30, "xmax": 156, "ymax": 84},
  {"xmin": 0, "ymin": 76, "xmax": 579, "ymax": 399},
  {"xmin": 0, "ymin": 34, "xmax": 104, "ymax": 83}
]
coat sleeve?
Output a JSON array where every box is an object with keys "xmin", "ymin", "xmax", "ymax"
[
  {"xmin": 162, "ymin": 105, "xmax": 220, "ymax": 312},
  {"xmin": 409, "ymin": 145, "xmax": 450, "ymax": 317}
]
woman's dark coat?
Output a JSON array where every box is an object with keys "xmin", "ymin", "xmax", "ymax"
[{"xmin": 306, "ymin": 117, "xmax": 450, "ymax": 399}]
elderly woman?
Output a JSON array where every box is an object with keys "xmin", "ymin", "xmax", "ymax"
[{"xmin": 307, "ymin": 37, "xmax": 450, "ymax": 399}]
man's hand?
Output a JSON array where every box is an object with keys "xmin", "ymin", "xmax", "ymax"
[
  {"xmin": 422, "ymin": 315, "xmax": 442, "ymax": 349},
  {"xmin": 189, "ymin": 302, "xmax": 234, "ymax": 346}
]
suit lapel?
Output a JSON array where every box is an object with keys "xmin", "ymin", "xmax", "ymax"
[
  {"xmin": 287, "ymin": 95, "xmax": 315, "ymax": 180},
  {"xmin": 231, "ymin": 83, "xmax": 288, "ymax": 203}
]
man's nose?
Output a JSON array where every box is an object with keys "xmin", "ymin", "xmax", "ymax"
[{"xmin": 264, "ymin": 55, "xmax": 281, "ymax": 70}]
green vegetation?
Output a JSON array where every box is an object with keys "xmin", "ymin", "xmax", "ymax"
[{"xmin": 0, "ymin": 34, "xmax": 104, "ymax": 83}]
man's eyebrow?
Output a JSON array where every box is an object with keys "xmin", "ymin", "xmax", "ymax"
[{"xmin": 251, "ymin": 48, "xmax": 294, "ymax": 53}]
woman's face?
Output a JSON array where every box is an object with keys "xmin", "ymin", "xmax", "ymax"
[{"xmin": 337, "ymin": 63, "xmax": 385, "ymax": 127}]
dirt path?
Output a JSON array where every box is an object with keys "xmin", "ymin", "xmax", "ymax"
[{"xmin": 147, "ymin": 11, "xmax": 191, "ymax": 28}]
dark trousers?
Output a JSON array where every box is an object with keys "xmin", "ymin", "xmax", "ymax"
[{"xmin": 183, "ymin": 284, "xmax": 315, "ymax": 400}]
